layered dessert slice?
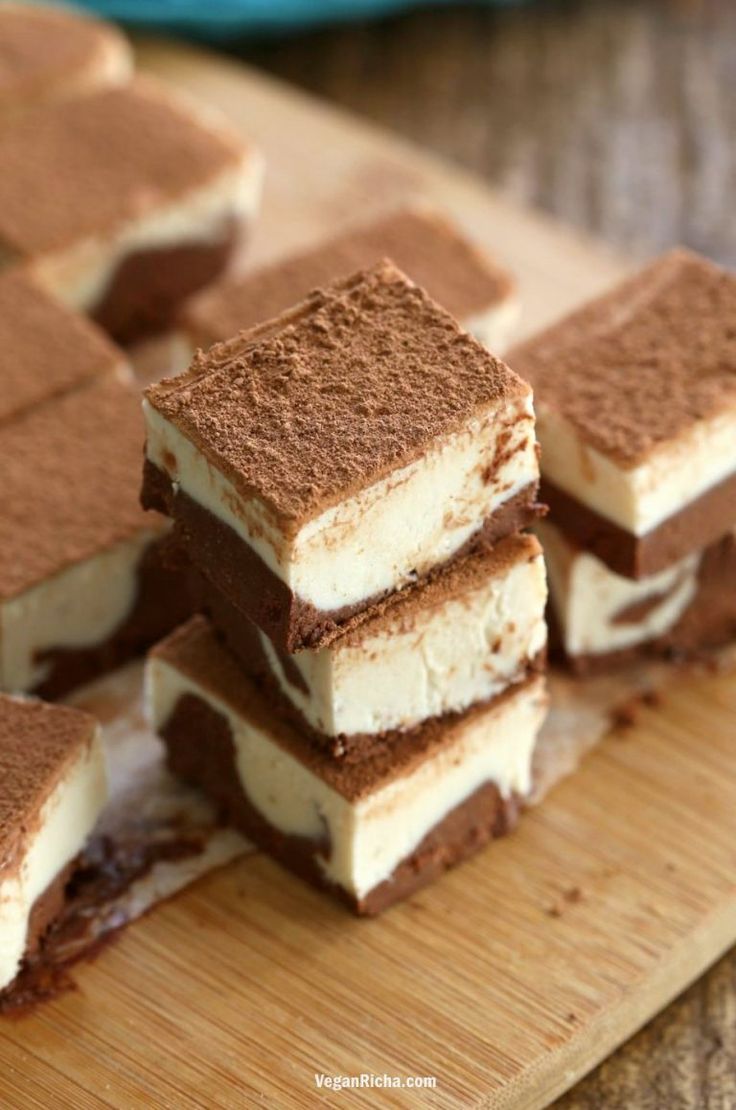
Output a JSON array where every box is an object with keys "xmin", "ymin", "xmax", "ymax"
[
  {"xmin": 143, "ymin": 261, "xmax": 541, "ymax": 652},
  {"xmin": 509, "ymin": 249, "xmax": 736, "ymax": 579},
  {"xmin": 0, "ymin": 267, "xmax": 128, "ymax": 426},
  {"xmin": 540, "ymin": 521, "xmax": 736, "ymax": 673},
  {"xmin": 0, "ymin": 375, "xmax": 190, "ymax": 698},
  {"xmin": 507, "ymin": 249, "xmax": 736, "ymax": 670},
  {"xmin": 178, "ymin": 205, "xmax": 519, "ymax": 359},
  {"xmin": 0, "ymin": 694, "xmax": 107, "ymax": 994},
  {"xmin": 193, "ymin": 533, "xmax": 547, "ymax": 758},
  {"xmin": 0, "ymin": 78, "xmax": 263, "ymax": 343},
  {"xmin": 146, "ymin": 617, "xmax": 548, "ymax": 914},
  {"xmin": 0, "ymin": 3, "xmax": 132, "ymax": 120}
]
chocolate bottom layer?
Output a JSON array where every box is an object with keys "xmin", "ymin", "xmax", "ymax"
[
  {"xmin": 91, "ymin": 223, "xmax": 241, "ymax": 345},
  {"xmin": 553, "ymin": 530, "xmax": 736, "ymax": 675},
  {"xmin": 543, "ymin": 470, "xmax": 736, "ymax": 579},
  {"xmin": 142, "ymin": 458, "xmax": 543, "ymax": 652},
  {"xmin": 34, "ymin": 533, "xmax": 192, "ymax": 700},
  {"xmin": 160, "ymin": 692, "xmax": 520, "ymax": 915}
]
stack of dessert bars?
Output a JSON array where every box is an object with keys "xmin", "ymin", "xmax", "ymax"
[{"xmin": 142, "ymin": 260, "xmax": 549, "ymax": 914}]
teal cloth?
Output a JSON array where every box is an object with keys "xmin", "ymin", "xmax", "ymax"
[{"xmin": 69, "ymin": 0, "xmax": 521, "ymax": 39}]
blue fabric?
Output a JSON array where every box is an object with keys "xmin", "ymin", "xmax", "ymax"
[{"xmin": 69, "ymin": 0, "xmax": 521, "ymax": 39}]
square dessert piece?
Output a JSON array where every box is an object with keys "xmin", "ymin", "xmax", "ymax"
[
  {"xmin": 143, "ymin": 261, "xmax": 541, "ymax": 651},
  {"xmin": 540, "ymin": 520, "xmax": 736, "ymax": 673},
  {"xmin": 0, "ymin": 3, "xmax": 132, "ymax": 120},
  {"xmin": 146, "ymin": 617, "xmax": 548, "ymax": 914},
  {"xmin": 179, "ymin": 205, "xmax": 519, "ymax": 357},
  {"xmin": 0, "ymin": 375, "xmax": 190, "ymax": 698},
  {"xmin": 509, "ymin": 249, "xmax": 736, "ymax": 578},
  {"xmin": 0, "ymin": 78, "xmax": 263, "ymax": 343},
  {"xmin": 0, "ymin": 267, "xmax": 128, "ymax": 425},
  {"xmin": 0, "ymin": 694, "xmax": 106, "ymax": 993},
  {"xmin": 195, "ymin": 532, "xmax": 547, "ymax": 757}
]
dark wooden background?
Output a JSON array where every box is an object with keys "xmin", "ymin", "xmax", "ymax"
[{"xmin": 234, "ymin": 2, "xmax": 736, "ymax": 1104}]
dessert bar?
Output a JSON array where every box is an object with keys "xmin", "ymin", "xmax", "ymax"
[
  {"xmin": 147, "ymin": 617, "xmax": 548, "ymax": 914},
  {"xmin": 0, "ymin": 78, "xmax": 263, "ymax": 343},
  {"xmin": 0, "ymin": 267, "xmax": 128, "ymax": 426},
  {"xmin": 541, "ymin": 521, "xmax": 736, "ymax": 673},
  {"xmin": 194, "ymin": 532, "xmax": 547, "ymax": 757},
  {"xmin": 179, "ymin": 205, "xmax": 519, "ymax": 356},
  {"xmin": 0, "ymin": 375, "xmax": 190, "ymax": 697},
  {"xmin": 143, "ymin": 261, "xmax": 541, "ymax": 651},
  {"xmin": 0, "ymin": 3, "xmax": 132, "ymax": 120},
  {"xmin": 509, "ymin": 249, "xmax": 736, "ymax": 579},
  {"xmin": 0, "ymin": 694, "xmax": 106, "ymax": 993}
]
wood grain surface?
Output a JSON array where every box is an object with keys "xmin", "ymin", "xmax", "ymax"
[
  {"xmin": 1, "ymin": 36, "xmax": 733, "ymax": 1109},
  {"xmin": 234, "ymin": 8, "xmax": 736, "ymax": 1103}
]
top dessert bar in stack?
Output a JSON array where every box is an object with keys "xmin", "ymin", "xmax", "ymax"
[
  {"xmin": 509, "ymin": 248, "xmax": 736, "ymax": 670},
  {"xmin": 178, "ymin": 205, "xmax": 519, "ymax": 357},
  {"xmin": 142, "ymin": 260, "xmax": 542, "ymax": 652},
  {"xmin": 0, "ymin": 3, "xmax": 132, "ymax": 119},
  {"xmin": 0, "ymin": 77, "xmax": 263, "ymax": 344}
]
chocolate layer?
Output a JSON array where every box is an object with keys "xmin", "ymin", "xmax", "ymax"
[
  {"xmin": 543, "ymin": 472, "xmax": 736, "ymax": 579},
  {"xmin": 33, "ymin": 534, "xmax": 191, "ymax": 700},
  {"xmin": 554, "ymin": 530, "xmax": 736, "ymax": 675},
  {"xmin": 160, "ymin": 691, "xmax": 519, "ymax": 915},
  {"xmin": 92, "ymin": 221, "xmax": 241, "ymax": 345},
  {"xmin": 143, "ymin": 458, "xmax": 542, "ymax": 651}
]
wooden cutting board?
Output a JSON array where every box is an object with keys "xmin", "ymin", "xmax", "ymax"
[{"xmin": 3, "ymin": 39, "xmax": 736, "ymax": 1110}]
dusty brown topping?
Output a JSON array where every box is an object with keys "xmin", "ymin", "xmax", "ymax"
[
  {"xmin": 508, "ymin": 249, "xmax": 736, "ymax": 467},
  {"xmin": 0, "ymin": 695, "xmax": 96, "ymax": 863},
  {"xmin": 0, "ymin": 77, "xmax": 247, "ymax": 256},
  {"xmin": 181, "ymin": 205, "xmax": 515, "ymax": 346},
  {"xmin": 153, "ymin": 616, "xmax": 544, "ymax": 802},
  {"xmin": 0, "ymin": 375, "xmax": 163, "ymax": 600},
  {"xmin": 340, "ymin": 531, "xmax": 542, "ymax": 647},
  {"xmin": 0, "ymin": 268, "xmax": 125, "ymax": 424},
  {"xmin": 0, "ymin": 4, "xmax": 128, "ymax": 110},
  {"xmin": 149, "ymin": 261, "xmax": 529, "ymax": 526}
]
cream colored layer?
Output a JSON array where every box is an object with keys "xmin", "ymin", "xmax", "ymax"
[
  {"xmin": 144, "ymin": 390, "xmax": 538, "ymax": 612},
  {"xmin": 0, "ymin": 721, "xmax": 107, "ymax": 991},
  {"xmin": 0, "ymin": 529, "xmax": 161, "ymax": 693},
  {"xmin": 147, "ymin": 657, "xmax": 547, "ymax": 900},
  {"xmin": 260, "ymin": 547, "xmax": 547, "ymax": 737},
  {"xmin": 465, "ymin": 296, "xmax": 521, "ymax": 355},
  {"xmin": 28, "ymin": 150, "xmax": 264, "ymax": 315},
  {"xmin": 537, "ymin": 403, "xmax": 736, "ymax": 536},
  {"xmin": 539, "ymin": 521, "xmax": 700, "ymax": 657}
]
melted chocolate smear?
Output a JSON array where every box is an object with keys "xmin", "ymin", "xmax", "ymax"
[{"xmin": 0, "ymin": 827, "xmax": 206, "ymax": 1017}]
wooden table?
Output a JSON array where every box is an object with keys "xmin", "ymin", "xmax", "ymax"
[{"xmin": 234, "ymin": 2, "xmax": 736, "ymax": 1103}]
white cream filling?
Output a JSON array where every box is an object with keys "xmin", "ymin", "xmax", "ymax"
[
  {"xmin": 0, "ymin": 725, "xmax": 107, "ymax": 991},
  {"xmin": 0, "ymin": 528, "xmax": 161, "ymax": 694},
  {"xmin": 144, "ymin": 391, "xmax": 538, "ymax": 612},
  {"xmin": 28, "ymin": 150, "xmax": 264, "ymax": 315},
  {"xmin": 538, "ymin": 521, "xmax": 700, "ymax": 657},
  {"xmin": 146, "ymin": 658, "xmax": 546, "ymax": 899},
  {"xmin": 259, "ymin": 549, "xmax": 547, "ymax": 737},
  {"xmin": 537, "ymin": 403, "xmax": 736, "ymax": 537}
]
